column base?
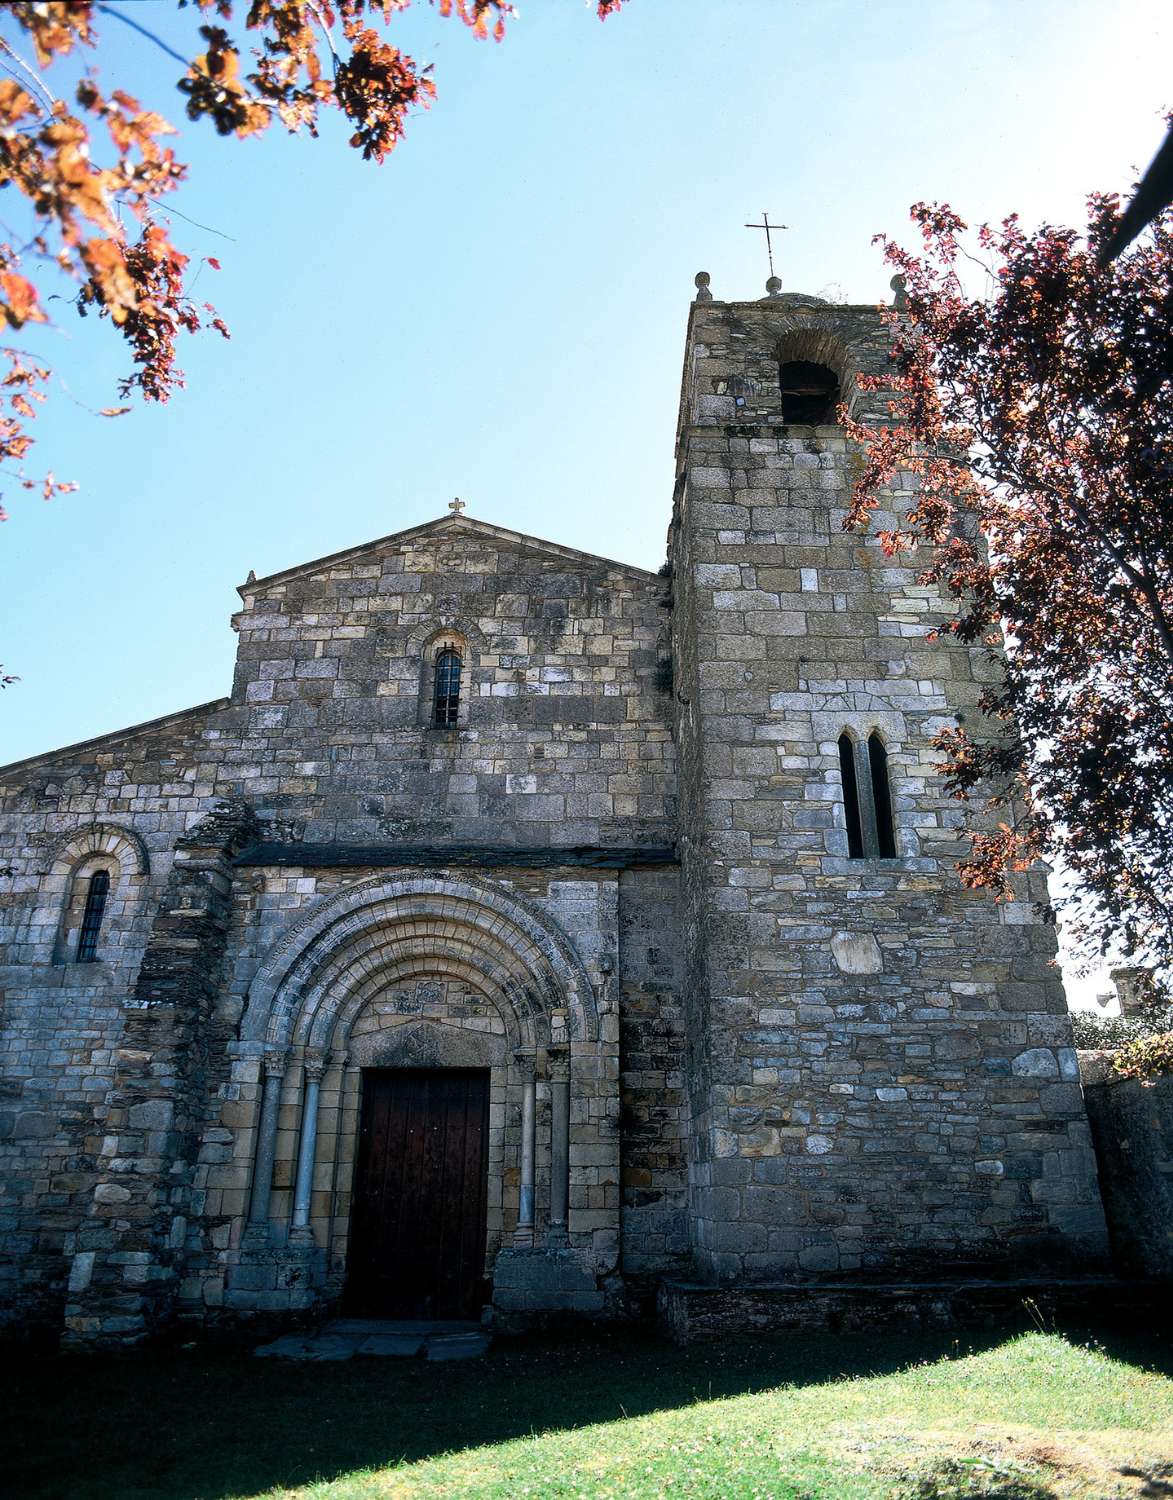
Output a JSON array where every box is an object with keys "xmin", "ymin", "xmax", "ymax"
[
  {"xmin": 492, "ymin": 1246, "xmax": 604, "ymax": 1319},
  {"xmin": 241, "ymin": 1221, "xmax": 275, "ymax": 1254}
]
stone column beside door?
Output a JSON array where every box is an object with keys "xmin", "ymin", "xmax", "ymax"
[
  {"xmin": 548, "ymin": 1048, "xmax": 570, "ymax": 1248},
  {"xmin": 513, "ymin": 1050, "xmax": 537, "ymax": 1248},
  {"xmin": 290, "ymin": 1052, "xmax": 326, "ymax": 1247}
]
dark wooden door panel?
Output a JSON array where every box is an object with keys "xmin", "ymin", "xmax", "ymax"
[{"xmin": 347, "ymin": 1068, "xmax": 489, "ymax": 1320}]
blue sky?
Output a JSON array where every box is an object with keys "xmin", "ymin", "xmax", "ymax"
[{"xmin": 2, "ymin": 0, "xmax": 1170, "ymax": 999}]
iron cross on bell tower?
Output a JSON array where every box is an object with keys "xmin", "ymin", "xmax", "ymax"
[{"xmin": 744, "ymin": 211, "xmax": 788, "ymax": 293}]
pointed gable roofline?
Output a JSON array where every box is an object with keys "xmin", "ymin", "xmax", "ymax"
[
  {"xmin": 0, "ymin": 697, "xmax": 230, "ymax": 778},
  {"xmin": 237, "ymin": 514, "xmax": 661, "ymax": 598}
]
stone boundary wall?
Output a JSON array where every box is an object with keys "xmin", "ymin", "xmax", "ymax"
[{"xmin": 1081, "ymin": 1070, "xmax": 1173, "ymax": 1280}]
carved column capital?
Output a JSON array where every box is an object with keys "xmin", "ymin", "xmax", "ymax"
[
  {"xmin": 513, "ymin": 1048, "xmax": 537, "ymax": 1083},
  {"xmin": 547, "ymin": 1048, "xmax": 570, "ymax": 1084},
  {"xmin": 262, "ymin": 1047, "xmax": 290, "ymax": 1081},
  {"xmin": 302, "ymin": 1051, "xmax": 327, "ymax": 1084}
]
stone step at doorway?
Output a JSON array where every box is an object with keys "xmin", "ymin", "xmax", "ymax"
[{"xmin": 254, "ymin": 1318, "xmax": 490, "ymax": 1362}]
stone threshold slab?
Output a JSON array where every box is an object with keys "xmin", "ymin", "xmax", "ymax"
[{"xmin": 255, "ymin": 1318, "xmax": 490, "ymax": 1361}]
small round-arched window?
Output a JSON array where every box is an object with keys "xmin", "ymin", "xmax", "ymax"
[
  {"xmin": 76, "ymin": 868, "xmax": 111, "ymax": 962},
  {"xmin": 779, "ymin": 360, "xmax": 839, "ymax": 425},
  {"xmin": 433, "ymin": 645, "xmax": 463, "ymax": 727}
]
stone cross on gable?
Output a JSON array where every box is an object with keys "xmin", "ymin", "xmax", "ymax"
[{"xmin": 448, "ymin": 497, "xmax": 466, "ymax": 516}]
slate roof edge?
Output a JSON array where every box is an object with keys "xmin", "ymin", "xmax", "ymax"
[
  {"xmin": 0, "ymin": 698, "xmax": 231, "ymax": 778},
  {"xmin": 237, "ymin": 515, "xmax": 665, "ymax": 597},
  {"xmin": 234, "ymin": 842, "xmax": 679, "ymax": 870}
]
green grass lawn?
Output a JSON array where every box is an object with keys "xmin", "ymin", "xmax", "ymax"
[{"xmin": 6, "ymin": 1319, "xmax": 1172, "ymax": 1500}]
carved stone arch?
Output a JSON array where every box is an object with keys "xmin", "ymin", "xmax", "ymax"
[
  {"xmin": 405, "ymin": 613, "xmax": 488, "ymax": 659},
  {"xmin": 301, "ymin": 946, "xmax": 534, "ymax": 1054},
  {"xmin": 772, "ymin": 323, "xmax": 863, "ymax": 423},
  {"xmin": 261, "ymin": 896, "xmax": 564, "ymax": 1047},
  {"xmin": 242, "ymin": 872, "xmax": 598, "ymax": 1048},
  {"xmin": 407, "ymin": 618, "xmax": 484, "ymax": 729},
  {"xmin": 33, "ymin": 823, "xmax": 151, "ymax": 964},
  {"xmin": 47, "ymin": 822, "xmax": 150, "ymax": 882}
]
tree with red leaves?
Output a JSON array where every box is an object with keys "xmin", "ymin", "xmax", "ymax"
[
  {"xmin": 0, "ymin": 0, "xmax": 624, "ymax": 523},
  {"xmin": 845, "ymin": 189, "xmax": 1173, "ymax": 974}
]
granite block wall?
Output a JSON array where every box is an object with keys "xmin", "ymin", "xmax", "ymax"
[
  {"xmin": 668, "ymin": 292, "xmax": 1108, "ymax": 1280},
  {"xmin": 0, "ymin": 300, "xmax": 1117, "ymax": 1343},
  {"xmin": 1083, "ymin": 1072, "xmax": 1173, "ymax": 1280},
  {"xmin": 0, "ymin": 518, "xmax": 683, "ymax": 1339}
]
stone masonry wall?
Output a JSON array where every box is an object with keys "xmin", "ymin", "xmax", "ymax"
[
  {"xmin": 0, "ymin": 518, "xmax": 680, "ymax": 1337},
  {"xmin": 225, "ymin": 517, "xmax": 675, "ymax": 849},
  {"xmin": 618, "ymin": 866, "xmax": 689, "ymax": 1278},
  {"xmin": 668, "ymin": 293, "xmax": 1108, "ymax": 1281},
  {"xmin": 1082, "ymin": 1072, "xmax": 1173, "ymax": 1280},
  {"xmin": 0, "ymin": 706, "xmax": 224, "ymax": 1336}
]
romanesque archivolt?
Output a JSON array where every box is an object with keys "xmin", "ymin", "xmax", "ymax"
[{"xmin": 241, "ymin": 872, "xmax": 600, "ymax": 1052}]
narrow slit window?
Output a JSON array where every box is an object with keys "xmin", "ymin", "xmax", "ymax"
[
  {"xmin": 76, "ymin": 868, "xmax": 110, "ymax": 963},
  {"xmin": 868, "ymin": 733, "xmax": 897, "ymax": 858},
  {"xmin": 433, "ymin": 647, "xmax": 462, "ymax": 727},
  {"xmin": 838, "ymin": 734, "xmax": 864, "ymax": 859}
]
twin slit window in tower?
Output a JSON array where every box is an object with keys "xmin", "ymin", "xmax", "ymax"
[
  {"xmin": 838, "ymin": 733, "xmax": 897, "ymax": 859},
  {"xmin": 432, "ymin": 645, "xmax": 462, "ymax": 727},
  {"xmin": 76, "ymin": 868, "xmax": 111, "ymax": 962}
]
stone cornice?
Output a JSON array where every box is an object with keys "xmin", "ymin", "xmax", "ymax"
[{"xmin": 233, "ymin": 842, "xmax": 678, "ymax": 870}]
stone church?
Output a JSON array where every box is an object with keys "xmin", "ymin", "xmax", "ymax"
[{"xmin": 0, "ymin": 284, "xmax": 1109, "ymax": 1345}]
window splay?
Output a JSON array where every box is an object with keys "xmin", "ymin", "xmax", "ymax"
[
  {"xmin": 433, "ymin": 646, "xmax": 462, "ymax": 727},
  {"xmin": 77, "ymin": 868, "xmax": 110, "ymax": 962}
]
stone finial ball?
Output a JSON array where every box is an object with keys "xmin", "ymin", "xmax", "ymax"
[
  {"xmin": 694, "ymin": 271, "xmax": 710, "ymax": 288},
  {"xmin": 765, "ymin": 275, "xmax": 782, "ymax": 295}
]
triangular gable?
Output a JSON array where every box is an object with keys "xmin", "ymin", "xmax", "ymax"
[
  {"xmin": 237, "ymin": 514, "xmax": 662, "ymax": 598},
  {"xmin": 0, "ymin": 697, "xmax": 229, "ymax": 777}
]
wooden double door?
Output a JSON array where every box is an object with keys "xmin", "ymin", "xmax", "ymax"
[{"xmin": 346, "ymin": 1068, "xmax": 490, "ymax": 1320}]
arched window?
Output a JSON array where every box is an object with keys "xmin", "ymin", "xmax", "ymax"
[
  {"xmin": 76, "ymin": 868, "xmax": 110, "ymax": 962},
  {"xmin": 838, "ymin": 733, "xmax": 864, "ymax": 859},
  {"xmin": 838, "ymin": 731, "xmax": 898, "ymax": 859},
  {"xmin": 867, "ymin": 733, "xmax": 897, "ymax": 859},
  {"xmin": 433, "ymin": 646, "xmax": 462, "ymax": 727},
  {"xmin": 779, "ymin": 359, "xmax": 839, "ymax": 424}
]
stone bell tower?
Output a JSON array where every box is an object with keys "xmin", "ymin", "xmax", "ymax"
[{"xmin": 667, "ymin": 273, "xmax": 1107, "ymax": 1284}]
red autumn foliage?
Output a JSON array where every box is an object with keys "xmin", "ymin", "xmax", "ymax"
[
  {"xmin": 0, "ymin": 0, "xmax": 623, "ymax": 516},
  {"xmin": 845, "ymin": 185, "xmax": 1173, "ymax": 973}
]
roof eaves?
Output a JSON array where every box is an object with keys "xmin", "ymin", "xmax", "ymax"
[{"xmin": 0, "ymin": 697, "xmax": 230, "ymax": 778}]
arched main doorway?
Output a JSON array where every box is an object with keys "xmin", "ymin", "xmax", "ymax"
[{"xmin": 225, "ymin": 873, "xmax": 613, "ymax": 1319}]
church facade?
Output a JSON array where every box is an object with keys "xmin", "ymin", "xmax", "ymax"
[{"xmin": 0, "ymin": 288, "xmax": 1108, "ymax": 1345}]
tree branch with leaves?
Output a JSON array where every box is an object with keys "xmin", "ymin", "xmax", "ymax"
[
  {"xmin": 0, "ymin": 0, "xmax": 624, "ymax": 521},
  {"xmin": 845, "ymin": 183, "xmax": 1173, "ymax": 974}
]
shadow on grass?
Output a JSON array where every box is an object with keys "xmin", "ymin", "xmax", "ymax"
[{"xmin": 5, "ymin": 1312, "xmax": 1171, "ymax": 1500}]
